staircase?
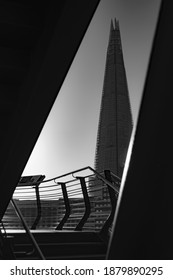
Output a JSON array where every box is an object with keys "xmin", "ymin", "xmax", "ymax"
[{"xmin": 1, "ymin": 167, "xmax": 120, "ymax": 260}]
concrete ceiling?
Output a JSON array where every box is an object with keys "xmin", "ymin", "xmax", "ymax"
[{"xmin": 0, "ymin": 0, "xmax": 101, "ymax": 219}]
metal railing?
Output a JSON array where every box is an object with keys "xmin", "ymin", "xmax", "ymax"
[
  {"xmin": 10, "ymin": 199, "xmax": 45, "ymax": 259},
  {"xmin": 3, "ymin": 167, "xmax": 121, "ymax": 234}
]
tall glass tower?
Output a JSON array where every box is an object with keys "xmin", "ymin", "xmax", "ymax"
[{"xmin": 95, "ymin": 19, "xmax": 133, "ymax": 178}]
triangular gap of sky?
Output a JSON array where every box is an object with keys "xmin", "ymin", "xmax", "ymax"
[{"xmin": 22, "ymin": 0, "xmax": 161, "ymax": 179}]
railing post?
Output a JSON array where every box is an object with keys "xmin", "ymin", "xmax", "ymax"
[
  {"xmin": 11, "ymin": 199, "xmax": 45, "ymax": 260},
  {"xmin": 75, "ymin": 177, "xmax": 91, "ymax": 231},
  {"xmin": 56, "ymin": 182, "xmax": 71, "ymax": 230},
  {"xmin": 31, "ymin": 183, "xmax": 42, "ymax": 230},
  {"xmin": 100, "ymin": 170, "xmax": 117, "ymax": 239}
]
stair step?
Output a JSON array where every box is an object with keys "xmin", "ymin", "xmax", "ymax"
[
  {"xmin": 14, "ymin": 242, "xmax": 106, "ymax": 255},
  {"xmin": 8, "ymin": 230, "xmax": 103, "ymax": 244},
  {"xmin": 9, "ymin": 230, "xmax": 107, "ymax": 260},
  {"xmin": 16, "ymin": 254, "xmax": 106, "ymax": 260}
]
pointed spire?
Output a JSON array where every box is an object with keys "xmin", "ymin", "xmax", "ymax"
[
  {"xmin": 114, "ymin": 18, "xmax": 119, "ymax": 30},
  {"xmin": 108, "ymin": 19, "xmax": 115, "ymax": 47}
]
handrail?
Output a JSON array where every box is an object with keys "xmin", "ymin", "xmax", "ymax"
[
  {"xmin": 17, "ymin": 166, "xmax": 120, "ymax": 193},
  {"xmin": 17, "ymin": 166, "xmax": 92, "ymax": 187},
  {"xmin": 3, "ymin": 166, "xmax": 121, "ymax": 236},
  {"xmin": 10, "ymin": 199, "xmax": 45, "ymax": 260},
  {"xmin": 87, "ymin": 167, "xmax": 120, "ymax": 194}
]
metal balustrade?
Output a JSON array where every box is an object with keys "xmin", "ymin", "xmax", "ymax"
[{"xmin": 2, "ymin": 167, "xmax": 120, "ymax": 234}]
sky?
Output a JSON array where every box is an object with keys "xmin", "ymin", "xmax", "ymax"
[{"xmin": 22, "ymin": 0, "xmax": 161, "ymax": 179}]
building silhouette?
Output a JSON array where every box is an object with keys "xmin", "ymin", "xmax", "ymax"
[{"xmin": 95, "ymin": 19, "xmax": 133, "ymax": 178}]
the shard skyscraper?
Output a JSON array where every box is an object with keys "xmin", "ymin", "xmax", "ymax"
[{"xmin": 94, "ymin": 19, "xmax": 133, "ymax": 178}]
